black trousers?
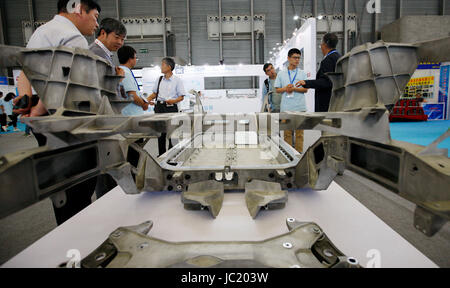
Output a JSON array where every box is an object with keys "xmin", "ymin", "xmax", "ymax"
[
  {"xmin": 9, "ymin": 114, "xmax": 18, "ymax": 128},
  {"xmin": 0, "ymin": 113, "xmax": 6, "ymax": 128},
  {"xmin": 155, "ymin": 102, "xmax": 178, "ymax": 156}
]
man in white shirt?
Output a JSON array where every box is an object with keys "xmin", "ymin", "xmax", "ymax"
[
  {"xmin": 15, "ymin": 0, "xmax": 101, "ymax": 126},
  {"xmin": 147, "ymin": 57, "xmax": 186, "ymax": 156},
  {"xmin": 12, "ymin": 0, "xmax": 102, "ymax": 226}
]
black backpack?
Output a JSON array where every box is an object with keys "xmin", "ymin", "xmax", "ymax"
[{"xmin": 264, "ymin": 79, "xmax": 270, "ymax": 93}]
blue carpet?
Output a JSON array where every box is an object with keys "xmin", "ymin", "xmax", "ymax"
[
  {"xmin": 390, "ymin": 120, "xmax": 450, "ymax": 157},
  {"xmin": 0, "ymin": 121, "xmax": 27, "ymax": 134}
]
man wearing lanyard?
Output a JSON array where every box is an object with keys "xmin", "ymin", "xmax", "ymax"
[
  {"xmin": 117, "ymin": 46, "xmax": 149, "ymax": 116},
  {"xmin": 147, "ymin": 57, "xmax": 186, "ymax": 156},
  {"xmin": 296, "ymin": 33, "xmax": 341, "ymax": 112},
  {"xmin": 275, "ymin": 48, "xmax": 309, "ymax": 153}
]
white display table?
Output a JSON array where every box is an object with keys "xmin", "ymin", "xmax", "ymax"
[{"xmin": 2, "ymin": 182, "xmax": 437, "ymax": 268}]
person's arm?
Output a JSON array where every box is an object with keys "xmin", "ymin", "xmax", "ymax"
[
  {"xmin": 277, "ymin": 85, "xmax": 294, "ymax": 94},
  {"xmin": 115, "ymin": 67, "xmax": 125, "ymax": 83},
  {"xmin": 166, "ymin": 79, "xmax": 185, "ymax": 105},
  {"xmin": 276, "ymin": 86, "xmax": 292, "ymax": 93},
  {"xmin": 293, "ymin": 87, "xmax": 308, "ymax": 93},
  {"xmin": 274, "ymin": 73, "xmax": 294, "ymax": 94},
  {"xmin": 17, "ymin": 72, "xmax": 49, "ymax": 117},
  {"xmin": 166, "ymin": 96, "xmax": 184, "ymax": 105},
  {"xmin": 121, "ymin": 70, "xmax": 147, "ymax": 110},
  {"xmin": 128, "ymin": 91, "xmax": 148, "ymax": 111},
  {"xmin": 299, "ymin": 57, "xmax": 336, "ymax": 90},
  {"xmin": 19, "ymin": 31, "xmax": 49, "ymax": 117},
  {"xmin": 29, "ymin": 100, "xmax": 48, "ymax": 117},
  {"xmin": 147, "ymin": 92, "xmax": 157, "ymax": 102},
  {"xmin": 262, "ymin": 81, "xmax": 271, "ymax": 111},
  {"xmin": 274, "ymin": 75, "xmax": 287, "ymax": 93},
  {"xmin": 262, "ymin": 81, "xmax": 268, "ymax": 98},
  {"xmin": 17, "ymin": 73, "xmax": 33, "ymax": 104}
]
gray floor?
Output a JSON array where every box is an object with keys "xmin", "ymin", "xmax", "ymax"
[{"xmin": 0, "ymin": 132, "xmax": 449, "ymax": 267}]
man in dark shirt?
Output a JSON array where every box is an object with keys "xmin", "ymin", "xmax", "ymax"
[
  {"xmin": 296, "ymin": 33, "xmax": 341, "ymax": 112},
  {"xmin": 89, "ymin": 18, "xmax": 126, "ymax": 66}
]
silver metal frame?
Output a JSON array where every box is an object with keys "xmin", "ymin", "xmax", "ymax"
[{"xmin": 0, "ymin": 38, "xmax": 449, "ymax": 237}]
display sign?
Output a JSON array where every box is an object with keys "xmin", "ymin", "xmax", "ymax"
[
  {"xmin": 403, "ymin": 63, "xmax": 444, "ymax": 120},
  {"xmin": 0, "ymin": 76, "xmax": 8, "ymax": 85},
  {"xmin": 423, "ymin": 103, "xmax": 445, "ymax": 120},
  {"xmin": 439, "ymin": 63, "xmax": 449, "ymax": 120}
]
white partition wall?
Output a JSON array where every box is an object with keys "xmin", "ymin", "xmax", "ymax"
[{"xmin": 142, "ymin": 65, "xmax": 266, "ymax": 113}]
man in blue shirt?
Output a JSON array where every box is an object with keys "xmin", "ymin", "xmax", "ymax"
[
  {"xmin": 117, "ymin": 45, "xmax": 149, "ymax": 116},
  {"xmin": 275, "ymin": 48, "xmax": 309, "ymax": 152}
]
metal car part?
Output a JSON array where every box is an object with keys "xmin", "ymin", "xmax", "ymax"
[
  {"xmin": 67, "ymin": 219, "xmax": 360, "ymax": 268},
  {"xmin": 0, "ymin": 45, "xmax": 128, "ymax": 116},
  {"xmin": 182, "ymin": 180, "xmax": 224, "ymax": 218},
  {"xmin": 245, "ymin": 180, "xmax": 288, "ymax": 219},
  {"xmin": 0, "ymin": 39, "xmax": 449, "ymax": 236},
  {"xmin": 328, "ymin": 41, "xmax": 419, "ymax": 112}
]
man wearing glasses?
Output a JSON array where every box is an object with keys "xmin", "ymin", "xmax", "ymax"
[
  {"xmin": 275, "ymin": 48, "xmax": 309, "ymax": 153},
  {"xmin": 147, "ymin": 57, "xmax": 186, "ymax": 156},
  {"xmin": 296, "ymin": 33, "xmax": 341, "ymax": 112},
  {"xmin": 117, "ymin": 46, "xmax": 149, "ymax": 116}
]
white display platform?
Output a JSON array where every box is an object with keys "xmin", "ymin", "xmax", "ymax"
[{"xmin": 2, "ymin": 182, "xmax": 437, "ymax": 268}]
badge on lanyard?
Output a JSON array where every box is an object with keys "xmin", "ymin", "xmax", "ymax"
[{"xmin": 287, "ymin": 68, "xmax": 298, "ymax": 98}]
